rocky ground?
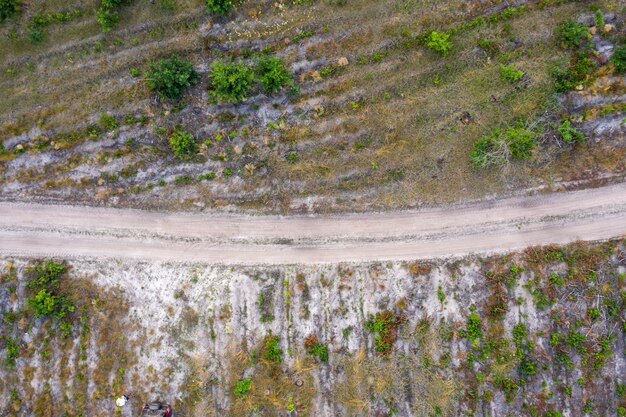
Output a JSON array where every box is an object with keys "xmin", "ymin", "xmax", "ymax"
[{"xmin": 1, "ymin": 240, "xmax": 625, "ymax": 416}]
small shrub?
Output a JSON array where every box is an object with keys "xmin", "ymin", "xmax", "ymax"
[
  {"xmin": 285, "ymin": 151, "xmax": 299, "ymax": 163},
  {"xmin": 255, "ymin": 55, "xmax": 291, "ymax": 94},
  {"xmin": 424, "ymin": 31, "xmax": 453, "ymax": 55},
  {"xmin": 366, "ymin": 310, "xmax": 404, "ymax": 354},
  {"xmin": 96, "ymin": 7, "xmax": 119, "ymax": 32},
  {"xmin": 0, "ymin": 0, "xmax": 19, "ymax": 21},
  {"xmin": 611, "ymin": 45, "xmax": 626, "ymax": 74},
  {"xmin": 146, "ymin": 56, "xmax": 199, "ymax": 100},
  {"xmin": 499, "ymin": 64, "xmax": 524, "ymax": 82},
  {"xmin": 437, "ymin": 285, "xmax": 446, "ymax": 303},
  {"xmin": 263, "ymin": 336, "xmax": 282, "ymax": 363},
  {"xmin": 169, "ymin": 130, "xmax": 197, "ymax": 159},
  {"xmin": 234, "ymin": 377, "xmax": 252, "ymax": 397},
  {"xmin": 555, "ymin": 19, "xmax": 589, "ymax": 48},
  {"xmin": 470, "ymin": 125, "xmax": 536, "ymax": 167},
  {"xmin": 4, "ymin": 338, "xmax": 19, "ymax": 368},
  {"xmin": 205, "ymin": 0, "xmax": 232, "ymax": 15},
  {"xmin": 27, "ymin": 25, "xmax": 45, "ymax": 43},
  {"xmin": 558, "ymin": 120, "xmax": 584, "ymax": 144},
  {"xmin": 99, "ymin": 113, "xmax": 118, "ymax": 130},
  {"xmin": 210, "ymin": 59, "xmax": 254, "ymax": 102}
]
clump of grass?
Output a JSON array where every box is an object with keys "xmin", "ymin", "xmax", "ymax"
[
  {"xmin": 146, "ymin": 56, "xmax": 199, "ymax": 100},
  {"xmin": 611, "ymin": 45, "xmax": 626, "ymax": 74},
  {"xmin": 304, "ymin": 333, "xmax": 329, "ymax": 362},
  {"xmin": 99, "ymin": 113, "xmax": 118, "ymax": 131}
]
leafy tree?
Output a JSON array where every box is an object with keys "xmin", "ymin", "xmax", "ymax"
[
  {"xmin": 470, "ymin": 126, "xmax": 536, "ymax": 167},
  {"xmin": 169, "ymin": 130, "xmax": 197, "ymax": 159},
  {"xmin": 206, "ymin": 0, "xmax": 232, "ymax": 15},
  {"xmin": 611, "ymin": 45, "xmax": 626, "ymax": 74},
  {"xmin": 146, "ymin": 56, "xmax": 199, "ymax": 99},
  {"xmin": 0, "ymin": 0, "xmax": 19, "ymax": 22},
  {"xmin": 210, "ymin": 59, "xmax": 254, "ymax": 102},
  {"xmin": 555, "ymin": 19, "xmax": 589, "ymax": 48},
  {"xmin": 255, "ymin": 55, "xmax": 291, "ymax": 94}
]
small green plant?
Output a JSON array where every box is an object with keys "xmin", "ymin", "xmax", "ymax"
[
  {"xmin": 96, "ymin": 7, "xmax": 119, "ymax": 32},
  {"xmin": 557, "ymin": 120, "xmax": 584, "ymax": 144},
  {"xmin": 470, "ymin": 125, "xmax": 536, "ymax": 167},
  {"xmin": 27, "ymin": 25, "xmax": 45, "ymax": 43},
  {"xmin": 129, "ymin": 67, "xmax": 141, "ymax": 77},
  {"xmin": 263, "ymin": 336, "xmax": 283, "ymax": 363},
  {"xmin": 99, "ymin": 113, "xmax": 119, "ymax": 130},
  {"xmin": 304, "ymin": 335, "xmax": 329, "ymax": 362},
  {"xmin": 0, "ymin": 0, "xmax": 19, "ymax": 21},
  {"xmin": 206, "ymin": 0, "xmax": 232, "ymax": 14},
  {"xmin": 594, "ymin": 10, "xmax": 604, "ymax": 28},
  {"xmin": 169, "ymin": 130, "xmax": 197, "ymax": 159},
  {"xmin": 4, "ymin": 337, "xmax": 19, "ymax": 368},
  {"xmin": 210, "ymin": 59, "xmax": 254, "ymax": 102},
  {"xmin": 366, "ymin": 311, "xmax": 404, "ymax": 354},
  {"xmin": 146, "ymin": 56, "xmax": 199, "ymax": 100},
  {"xmin": 555, "ymin": 19, "xmax": 589, "ymax": 48},
  {"xmin": 611, "ymin": 46, "xmax": 626, "ymax": 74},
  {"xmin": 499, "ymin": 63, "xmax": 524, "ymax": 82},
  {"xmin": 285, "ymin": 151, "xmax": 299, "ymax": 163},
  {"xmin": 423, "ymin": 31, "xmax": 453, "ymax": 55},
  {"xmin": 437, "ymin": 285, "xmax": 446, "ymax": 303},
  {"xmin": 234, "ymin": 377, "xmax": 252, "ymax": 397},
  {"xmin": 587, "ymin": 308, "xmax": 600, "ymax": 320},
  {"xmin": 198, "ymin": 171, "xmax": 216, "ymax": 180},
  {"xmin": 255, "ymin": 55, "xmax": 291, "ymax": 94}
]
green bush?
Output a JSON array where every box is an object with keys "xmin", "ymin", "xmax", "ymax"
[
  {"xmin": 0, "ymin": 0, "xmax": 19, "ymax": 21},
  {"xmin": 169, "ymin": 130, "xmax": 197, "ymax": 159},
  {"xmin": 206, "ymin": 0, "xmax": 232, "ymax": 15},
  {"xmin": 263, "ymin": 336, "xmax": 282, "ymax": 363},
  {"xmin": 234, "ymin": 377, "xmax": 252, "ymax": 397},
  {"xmin": 210, "ymin": 59, "xmax": 254, "ymax": 102},
  {"xmin": 470, "ymin": 126, "xmax": 536, "ymax": 167},
  {"xmin": 611, "ymin": 45, "xmax": 626, "ymax": 74},
  {"xmin": 27, "ymin": 25, "xmax": 45, "ymax": 43},
  {"xmin": 499, "ymin": 64, "xmax": 524, "ymax": 82},
  {"xmin": 146, "ymin": 56, "xmax": 199, "ymax": 99},
  {"xmin": 4, "ymin": 338, "xmax": 19, "ymax": 368},
  {"xmin": 551, "ymin": 52, "xmax": 595, "ymax": 93},
  {"xmin": 557, "ymin": 120, "xmax": 584, "ymax": 144},
  {"xmin": 424, "ymin": 31, "xmax": 452, "ymax": 55},
  {"xmin": 100, "ymin": 113, "xmax": 119, "ymax": 130},
  {"xmin": 308, "ymin": 343, "xmax": 328, "ymax": 362},
  {"xmin": 555, "ymin": 19, "xmax": 589, "ymax": 48},
  {"xmin": 96, "ymin": 7, "xmax": 119, "ymax": 32},
  {"xmin": 255, "ymin": 55, "xmax": 291, "ymax": 94}
]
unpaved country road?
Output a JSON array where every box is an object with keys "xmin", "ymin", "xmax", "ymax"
[{"xmin": 1, "ymin": 182, "xmax": 626, "ymax": 264}]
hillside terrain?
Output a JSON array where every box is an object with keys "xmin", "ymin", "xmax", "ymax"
[
  {"xmin": 1, "ymin": 240, "xmax": 625, "ymax": 416},
  {"xmin": 1, "ymin": 0, "xmax": 625, "ymax": 213}
]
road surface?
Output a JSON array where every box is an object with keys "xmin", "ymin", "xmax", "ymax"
[{"xmin": 1, "ymin": 182, "xmax": 625, "ymax": 264}]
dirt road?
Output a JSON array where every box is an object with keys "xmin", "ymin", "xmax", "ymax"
[{"xmin": 1, "ymin": 182, "xmax": 626, "ymax": 264}]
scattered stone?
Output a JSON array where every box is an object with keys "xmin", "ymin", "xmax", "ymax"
[
  {"xmin": 589, "ymin": 26, "xmax": 597, "ymax": 35},
  {"xmin": 602, "ymin": 24, "xmax": 615, "ymax": 33},
  {"xmin": 337, "ymin": 57, "xmax": 349, "ymax": 67}
]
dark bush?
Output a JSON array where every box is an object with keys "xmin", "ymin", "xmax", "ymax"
[
  {"xmin": 611, "ymin": 45, "xmax": 626, "ymax": 74},
  {"xmin": 210, "ymin": 59, "xmax": 254, "ymax": 102},
  {"xmin": 555, "ymin": 19, "xmax": 589, "ymax": 48},
  {"xmin": 255, "ymin": 55, "xmax": 291, "ymax": 94},
  {"xmin": 146, "ymin": 56, "xmax": 199, "ymax": 99},
  {"xmin": 206, "ymin": 0, "xmax": 232, "ymax": 15},
  {"xmin": 0, "ymin": 0, "xmax": 19, "ymax": 21}
]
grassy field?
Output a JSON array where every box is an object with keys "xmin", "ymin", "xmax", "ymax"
[{"xmin": 0, "ymin": 0, "xmax": 625, "ymax": 212}]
